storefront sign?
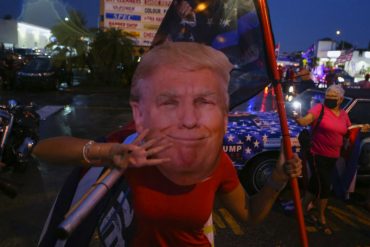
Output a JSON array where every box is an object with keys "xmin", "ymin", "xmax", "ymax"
[{"xmin": 103, "ymin": 0, "xmax": 171, "ymax": 46}]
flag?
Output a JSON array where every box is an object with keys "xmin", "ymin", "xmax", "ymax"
[
  {"xmin": 332, "ymin": 127, "xmax": 362, "ymax": 200},
  {"xmin": 275, "ymin": 43, "xmax": 280, "ymax": 57},
  {"xmin": 335, "ymin": 49, "xmax": 354, "ymax": 64},
  {"xmin": 154, "ymin": 0, "xmax": 272, "ymax": 109}
]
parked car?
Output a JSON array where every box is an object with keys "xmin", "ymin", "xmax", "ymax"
[
  {"xmin": 335, "ymin": 69, "xmax": 355, "ymax": 88},
  {"xmin": 15, "ymin": 56, "xmax": 61, "ymax": 90},
  {"xmin": 225, "ymin": 87, "xmax": 370, "ymax": 194}
]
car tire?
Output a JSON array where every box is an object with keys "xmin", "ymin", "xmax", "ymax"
[{"xmin": 239, "ymin": 152, "xmax": 278, "ymax": 195}]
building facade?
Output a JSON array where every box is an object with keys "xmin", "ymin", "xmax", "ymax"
[
  {"xmin": 0, "ymin": 19, "xmax": 51, "ymax": 50},
  {"xmin": 313, "ymin": 40, "xmax": 370, "ymax": 81}
]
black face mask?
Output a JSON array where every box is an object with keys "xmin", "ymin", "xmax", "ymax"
[{"xmin": 324, "ymin": 98, "xmax": 338, "ymax": 109}]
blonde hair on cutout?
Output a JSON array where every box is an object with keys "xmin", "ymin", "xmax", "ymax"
[{"xmin": 130, "ymin": 42, "xmax": 233, "ymax": 111}]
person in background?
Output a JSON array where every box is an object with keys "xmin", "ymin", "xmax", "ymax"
[
  {"xmin": 325, "ymin": 67, "xmax": 337, "ymax": 87},
  {"xmin": 294, "ymin": 85, "xmax": 351, "ymax": 235},
  {"xmin": 294, "ymin": 66, "xmax": 316, "ymax": 92},
  {"xmin": 33, "ymin": 42, "xmax": 302, "ymax": 246},
  {"xmin": 285, "ymin": 66, "xmax": 295, "ymax": 83},
  {"xmin": 358, "ymin": 73, "xmax": 370, "ymax": 89}
]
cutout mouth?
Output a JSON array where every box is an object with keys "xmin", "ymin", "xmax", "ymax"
[{"xmin": 167, "ymin": 134, "xmax": 207, "ymax": 143}]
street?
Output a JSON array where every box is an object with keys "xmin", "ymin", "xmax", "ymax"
[{"xmin": 0, "ymin": 86, "xmax": 370, "ymax": 247}]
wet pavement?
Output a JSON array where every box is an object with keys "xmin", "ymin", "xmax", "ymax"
[{"xmin": 0, "ymin": 86, "xmax": 370, "ymax": 247}]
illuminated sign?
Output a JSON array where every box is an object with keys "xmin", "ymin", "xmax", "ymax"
[
  {"xmin": 327, "ymin": 50, "xmax": 341, "ymax": 58},
  {"xmin": 103, "ymin": 0, "xmax": 171, "ymax": 46}
]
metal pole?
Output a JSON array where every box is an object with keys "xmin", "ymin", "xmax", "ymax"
[
  {"xmin": 257, "ymin": 0, "xmax": 309, "ymax": 246},
  {"xmin": 57, "ymin": 168, "xmax": 124, "ymax": 239}
]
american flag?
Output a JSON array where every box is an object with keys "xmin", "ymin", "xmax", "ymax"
[
  {"xmin": 223, "ymin": 111, "xmax": 303, "ymax": 169},
  {"xmin": 336, "ymin": 49, "xmax": 354, "ymax": 64}
]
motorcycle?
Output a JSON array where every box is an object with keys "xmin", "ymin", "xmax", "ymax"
[{"xmin": 0, "ymin": 99, "xmax": 40, "ymax": 197}]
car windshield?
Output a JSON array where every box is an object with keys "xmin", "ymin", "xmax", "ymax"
[
  {"xmin": 24, "ymin": 58, "xmax": 52, "ymax": 71},
  {"xmin": 347, "ymin": 100, "xmax": 370, "ymax": 124},
  {"xmin": 231, "ymin": 87, "xmax": 277, "ymax": 113},
  {"xmin": 286, "ymin": 89, "xmax": 352, "ymax": 117}
]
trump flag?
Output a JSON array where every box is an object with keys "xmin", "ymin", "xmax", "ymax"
[{"xmin": 154, "ymin": 0, "xmax": 273, "ymax": 109}]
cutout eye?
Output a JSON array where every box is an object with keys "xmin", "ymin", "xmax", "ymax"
[
  {"xmin": 195, "ymin": 98, "xmax": 215, "ymax": 105},
  {"xmin": 160, "ymin": 99, "xmax": 178, "ymax": 106}
]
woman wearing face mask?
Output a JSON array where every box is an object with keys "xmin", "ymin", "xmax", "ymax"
[{"xmin": 294, "ymin": 84, "xmax": 350, "ymax": 235}]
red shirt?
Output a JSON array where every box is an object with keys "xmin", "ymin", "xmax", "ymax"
[
  {"xmin": 309, "ymin": 104, "xmax": 351, "ymax": 158},
  {"xmin": 125, "ymin": 151, "xmax": 239, "ymax": 247}
]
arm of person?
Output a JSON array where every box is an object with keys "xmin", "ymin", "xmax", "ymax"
[
  {"xmin": 32, "ymin": 136, "xmax": 96, "ymax": 165},
  {"xmin": 360, "ymin": 123, "xmax": 370, "ymax": 132},
  {"xmin": 174, "ymin": 0, "xmax": 196, "ymax": 21},
  {"xmin": 32, "ymin": 130, "xmax": 171, "ymax": 168},
  {"xmin": 295, "ymin": 112, "xmax": 315, "ymax": 126},
  {"xmin": 218, "ymin": 151, "xmax": 301, "ymax": 224}
]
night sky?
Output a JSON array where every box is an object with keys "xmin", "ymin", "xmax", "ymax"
[{"xmin": 0, "ymin": 0, "xmax": 369, "ymax": 52}]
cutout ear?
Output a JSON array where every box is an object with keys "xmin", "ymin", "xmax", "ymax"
[{"xmin": 130, "ymin": 101, "xmax": 145, "ymax": 133}]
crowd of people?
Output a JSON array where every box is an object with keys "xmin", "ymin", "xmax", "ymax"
[
  {"xmin": 278, "ymin": 64, "xmax": 316, "ymax": 98},
  {"xmin": 278, "ymin": 62, "xmax": 370, "ymax": 92}
]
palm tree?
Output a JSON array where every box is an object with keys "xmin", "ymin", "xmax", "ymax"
[
  {"xmin": 47, "ymin": 11, "xmax": 137, "ymax": 86},
  {"xmin": 89, "ymin": 28, "xmax": 137, "ymax": 85},
  {"xmin": 47, "ymin": 10, "xmax": 93, "ymax": 69}
]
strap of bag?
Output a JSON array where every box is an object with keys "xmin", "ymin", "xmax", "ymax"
[{"xmin": 311, "ymin": 104, "xmax": 324, "ymax": 134}]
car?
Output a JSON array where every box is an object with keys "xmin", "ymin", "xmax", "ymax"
[
  {"xmin": 334, "ymin": 69, "xmax": 355, "ymax": 88},
  {"xmin": 223, "ymin": 87, "xmax": 303, "ymax": 194},
  {"xmin": 15, "ymin": 56, "xmax": 61, "ymax": 90},
  {"xmin": 224, "ymin": 87, "xmax": 370, "ymax": 194}
]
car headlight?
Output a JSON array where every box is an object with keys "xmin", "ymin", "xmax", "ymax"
[
  {"xmin": 337, "ymin": 76, "xmax": 344, "ymax": 83},
  {"xmin": 292, "ymin": 101, "xmax": 302, "ymax": 110}
]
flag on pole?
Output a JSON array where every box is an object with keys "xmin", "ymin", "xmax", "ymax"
[
  {"xmin": 275, "ymin": 43, "xmax": 280, "ymax": 57},
  {"xmin": 154, "ymin": 0, "xmax": 272, "ymax": 109},
  {"xmin": 336, "ymin": 49, "xmax": 354, "ymax": 64}
]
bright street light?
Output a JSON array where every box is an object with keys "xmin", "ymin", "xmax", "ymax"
[{"xmin": 335, "ymin": 30, "xmax": 342, "ymax": 50}]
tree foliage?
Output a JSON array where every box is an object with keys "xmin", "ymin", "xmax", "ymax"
[
  {"xmin": 46, "ymin": 10, "xmax": 93, "ymax": 70},
  {"xmin": 89, "ymin": 28, "xmax": 137, "ymax": 85},
  {"xmin": 336, "ymin": 40, "xmax": 353, "ymax": 50},
  {"xmin": 46, "ymin": 10, "xmax": 137, "ymax": 86}
]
